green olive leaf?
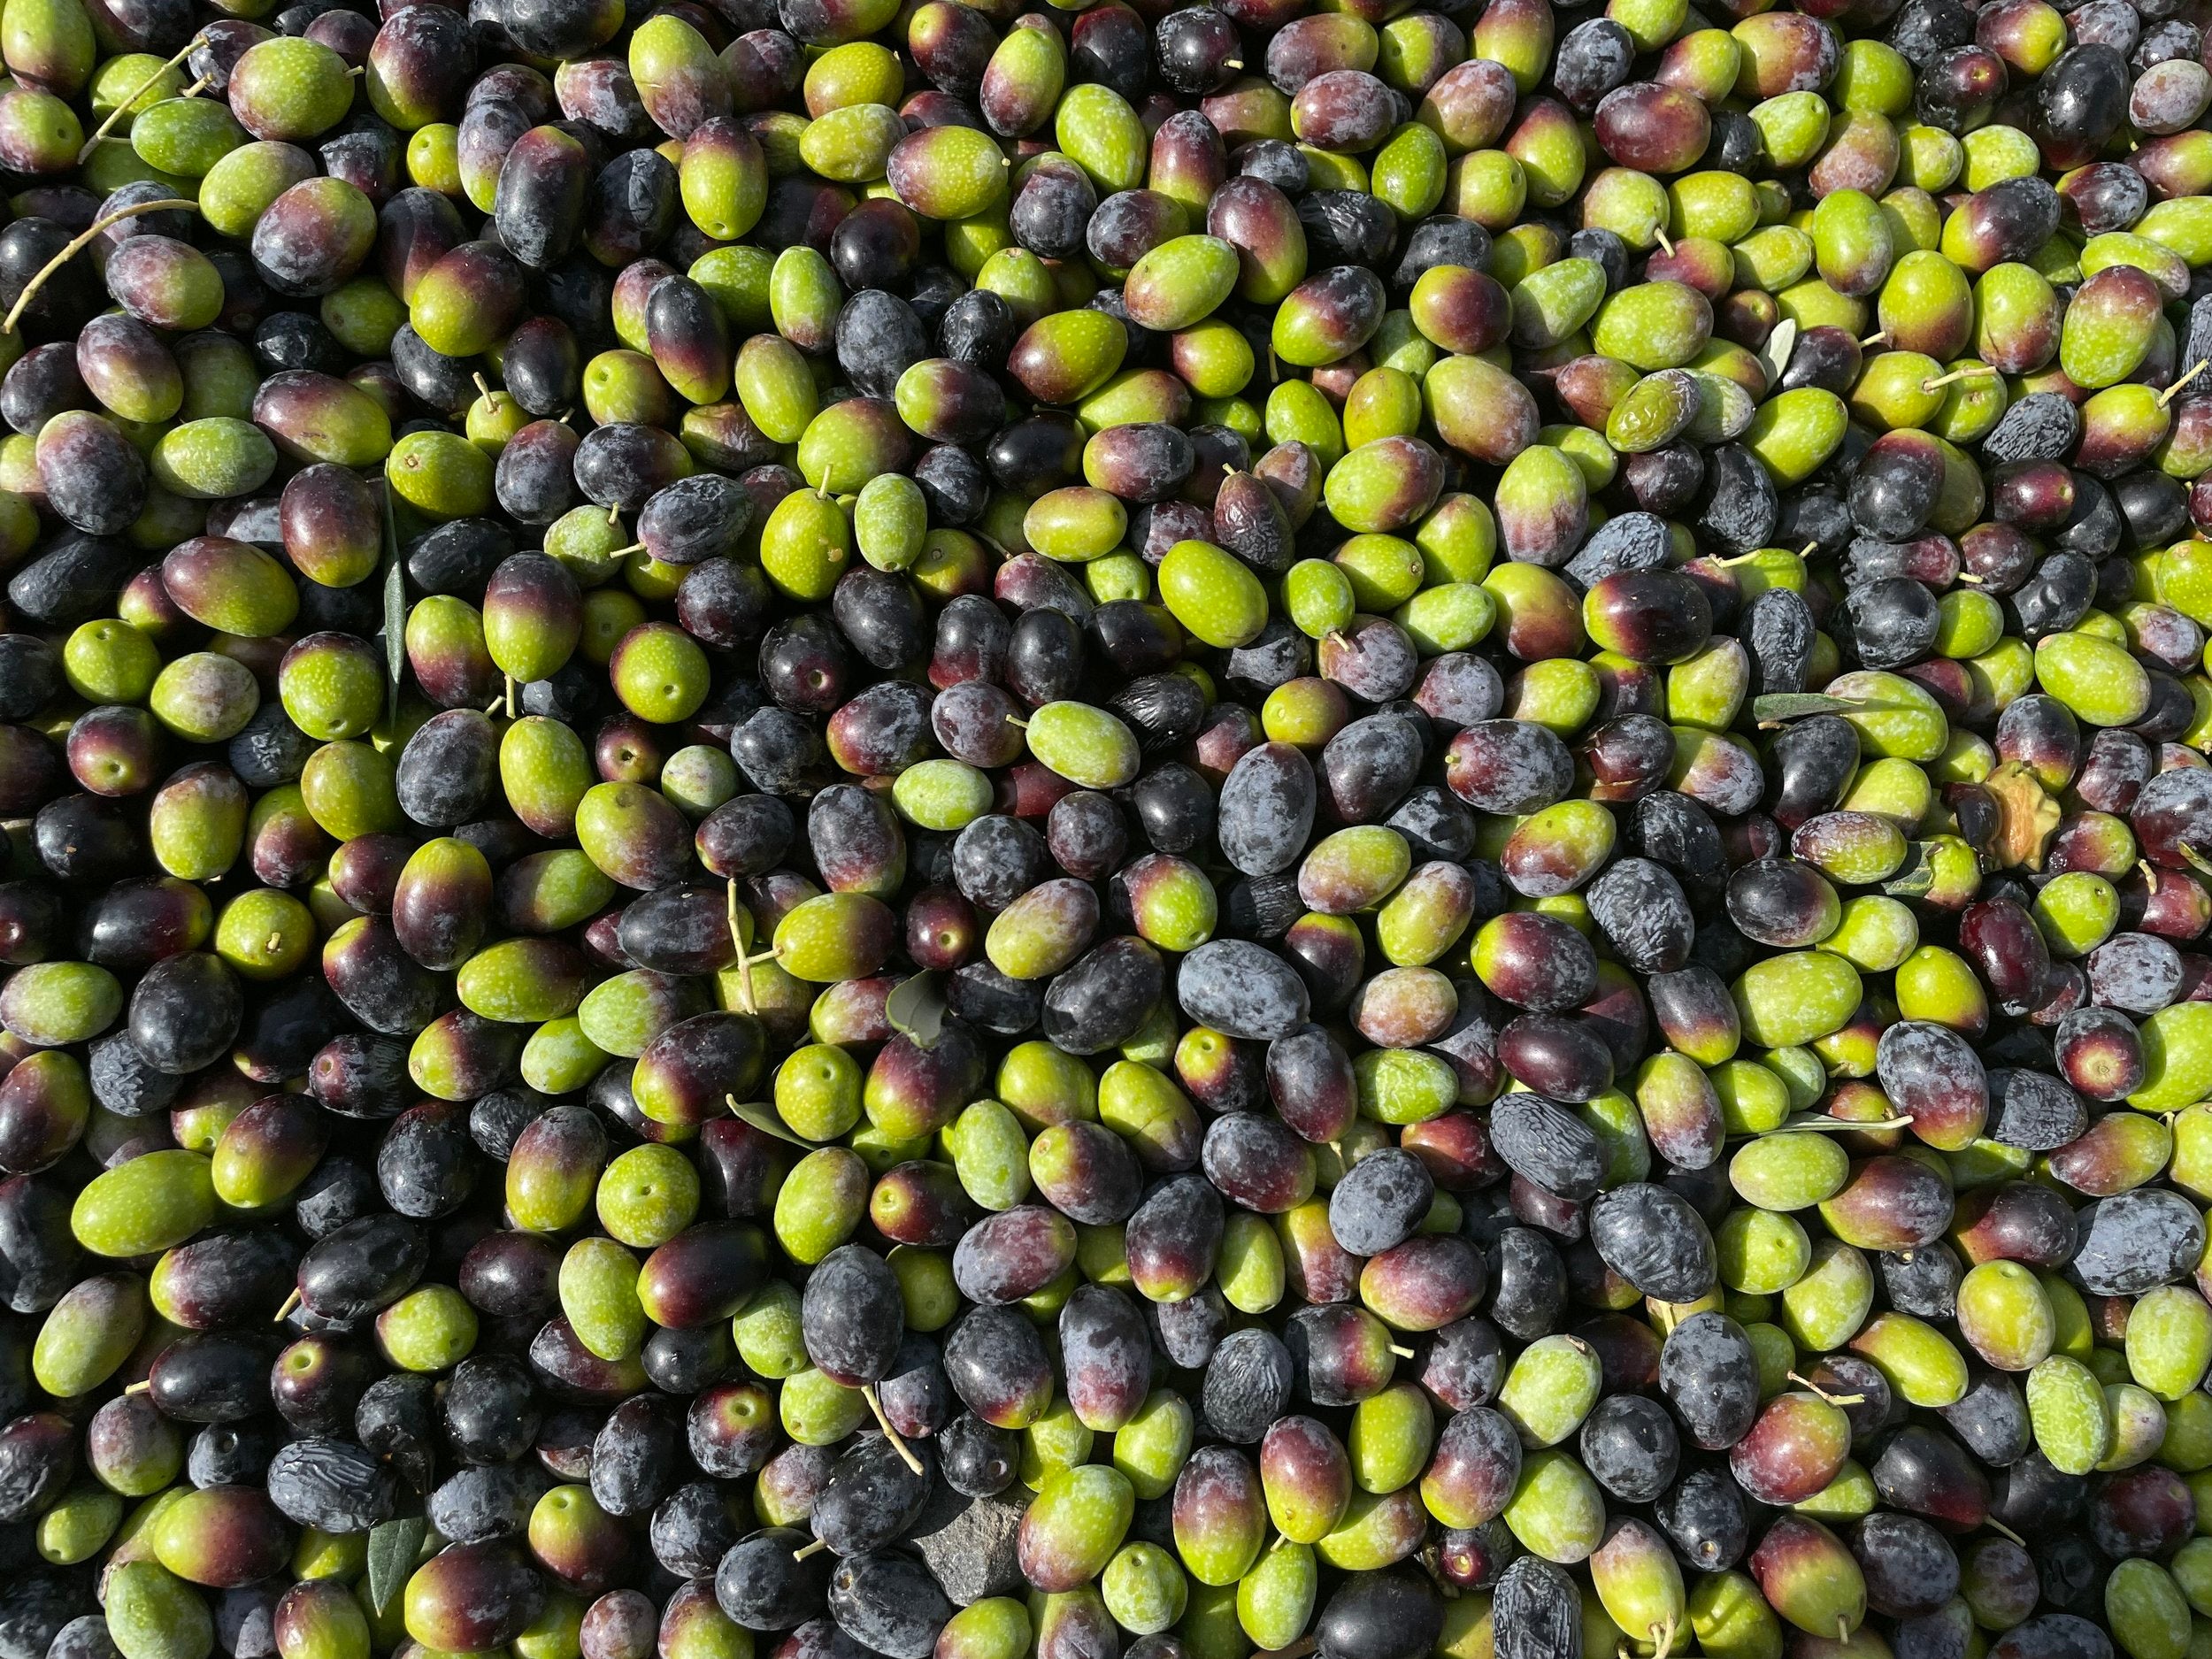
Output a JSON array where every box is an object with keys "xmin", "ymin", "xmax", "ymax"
[
  {"xmin": 1751, "ymin": 693, "xmax": 1868, "ymax": 723},
  {"xmin": 886, "ymin": 972, "xmax": 946, "ymax": 1048},
  {"xmin": 1755, "ymin": 317, "xmax": 1798, "ymax": 393},
  {"xmin": 727, "ymin": 1097, "xmax": 812, "ymax": 1149},
  {"xmin": 367, "ymin": 1515, "xmax": 428, "ymax": 1617},
  {"xmin": 380, "ymin": 478, "xmax": 405, "ymax": 726}
]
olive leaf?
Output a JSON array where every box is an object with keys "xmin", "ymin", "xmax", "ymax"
[
  {"xmin": 886, "ymin": 972, "xmax": 946, "ymax": 1048},
  {"xmin": 367, "ymin": 1515, "xmax": 428, "ymax": 1617},
  {"xmin": 1755, "ymin": 318, "xmax": 1798, "ymax": 392},
  {"xmin": 1750, "ymin": 693, "xmax": 1867, "ymax": 723},
  {"xmin": 380, "ymin": 478, "xmax": 405, "ymax": 726},
  {"xmin": 727, "ymin": 1098, "xmax": 811, "ymax": 1149}
]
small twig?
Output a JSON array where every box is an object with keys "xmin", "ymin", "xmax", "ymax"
[
  {"xmin": 2162, "ymin": 357, "xmax": 2210, "ymax": 408},
  {"xmin": 1919, "ymin": 365, "xmax": 1998, "ymax": 394},
  {"xmin": 76, "ymin": 31, "xmax": 208, "ymax": 161},
  {"xmin": 726, "ymin": 915, "xmax": 758, "ymax": 1013},
  {"xmin": 4, "ymin": 197, "xmax": 198, "ymax": 334},
  {"xmin": 1788, "ymin": 1371, "xmax": 1865, "ymax": 1406},
  {"xmin": 861, "ymin": 1384, "xmax": 925, "ymax": 1474}
]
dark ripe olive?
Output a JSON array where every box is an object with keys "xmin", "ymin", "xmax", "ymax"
[
  {"xmin": 2057, "ymin": 160, "xmax": 2148, "ymax": 235},
  {"xmin": 1300, "ymin": 190, "xmax": 1396, "ymax": 266},
  {"xmin": 128, "ymin": 951, "xmax": 243, "ymax": 1076},
  {"xmin": 573, "ymin": 421, "xmax": 692, "ymax": 511},
  {"xmin": 299, "ymin": 1213, "xmax": 429, "ymax": 1322},
  {"xmin": 500, "ymin": 317, "xmax": 581, "ymax": 418},
  {"xmin": 1849, "ymin": 429, "xmax": 1946, "ymax": 541},
  {"xmin": 1780, "ymin": 326, "xmax": 1863, "ymax": 395},
  {"xmin": 1915, "ymin": 43, "xmax": 2007, "ymax": 131},
  {"xmin": 985, "ymin": 411, "xmax": 1085, "ymax": 496},
  {"xmin": 270, "ymin": 1334, "xmax": 377, "ymax": 1436},
  {"xmin": 829, "ymin": 196, "xmax": 920, "ymax": 291},
  {"xmin": 154, "ymin": 1229, "xmax": 296, "ymax": 1329},
  {"xmin": 2036, "ymin": 42, "xmax": 2129, "ymax": 160},
  {"xmin": 0, "ymin": 219, "xmax": 96, "ymax": 340},
  {"xmin": 150, "ymin": 1332, "xmax": 283, "ymax": 1423},
  {"xmin": 378, "ymin": 1100, "xmax": 478, "ymax": 1218}
]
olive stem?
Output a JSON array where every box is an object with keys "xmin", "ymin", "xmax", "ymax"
[
  {"xmin": 124, "ymin": 1379, "xmax": 150, "ymax": 1395},
  {"xmin": 1985, "ymin": 1518, "xmax": 2027, "ymax": 1546},
  {"xmin": 791, "ymin": 1539, "xmax": 829, "ymax": 1562},
  {"xmin": 1859, "ymin": 332, "xmax": 1886, "ymax": 348},
  {"xmin": 1917, "ymin": 365, "xmax": 1997, "ymax": 394},
  {"xmin": 274, "ymin": 1286, "xmax": 303, "ymax": 1323},
  {"xmin": 1649, "ymin": 1617, "xmax": 1676, "ymax": 1659},
  {"xmin": 608, "ymin": 502, "xmax": 623, "ymax": 524},
  {"xmin": 729, "ymin": 926, "xmax": 758, "ymax": 1012},
  {"xmin": 2160, "ymin": 357, "xmax": 2210, "ymax": 408},
  {"xmin": 1786, "ymin": 1371, "xmax": 1864, "ymax": 1406},
  {"xmin": 503, "ymin": 674, "xmax": 515, "ymax": 719},
  {"xmin": 603, "ymin": 542, "xmax": 647, "ymax": 559},
  {"xmin": 180, "ymin": 73, "xmax": 211, "ymax": 96},
  {"xmin": 860, "ymin": 1385, "xmax": 926, "ymax": 1474},
  {"xmin": 1651, "ymin": 229, "xmax": 1673, "ymax": 257},
  {"xmin": 1003, "ymin": 714, "xmax": 1028, "ymax": 728},
  {"xmin": 726, "ymin": 880, "xmax": 753, "ymax": 1000},
  {"xmin": 1780, "ymin": 1115, "xmax": 1914, "ymax": 1133},
  {"xmin": 75, "ymin": 32, "xmax": 210, "ymax": 163},
  {"xmin": 1388, "ymin": 1344, "xmax": 1416, "ymax": 1360},
  {"xmin": 2, "ymin": 196, "xmax": 199, "ymax": 335},
  {"xmin": 2141, "ymin": 858, "xmax": 2162, "ymax": 894}
]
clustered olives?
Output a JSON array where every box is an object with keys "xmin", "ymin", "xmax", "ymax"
[{"xmin": 4, "ymin": 0, "xmax": 2212, "ymax": 1657}]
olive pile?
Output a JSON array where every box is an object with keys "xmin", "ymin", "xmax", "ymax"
[{"xmin": 4, "ymin": 0, "xmax": 2212, "ymax": 1655}]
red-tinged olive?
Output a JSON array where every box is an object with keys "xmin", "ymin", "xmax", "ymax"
[
  {"xmin": 0, "ymin": 1048, "xmax": 86, "ymax": 1174},
  {"xmin": 1592, "ymin": 81, "xmax": 1709, "ymax": 172},
  {"xmin": 637, "ymin": 1224, "xmax": 769, "ymax": 1328},
  {"xmin": 405, "ymin": 1540, "xmax": 548, "ymax": 1649}
]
